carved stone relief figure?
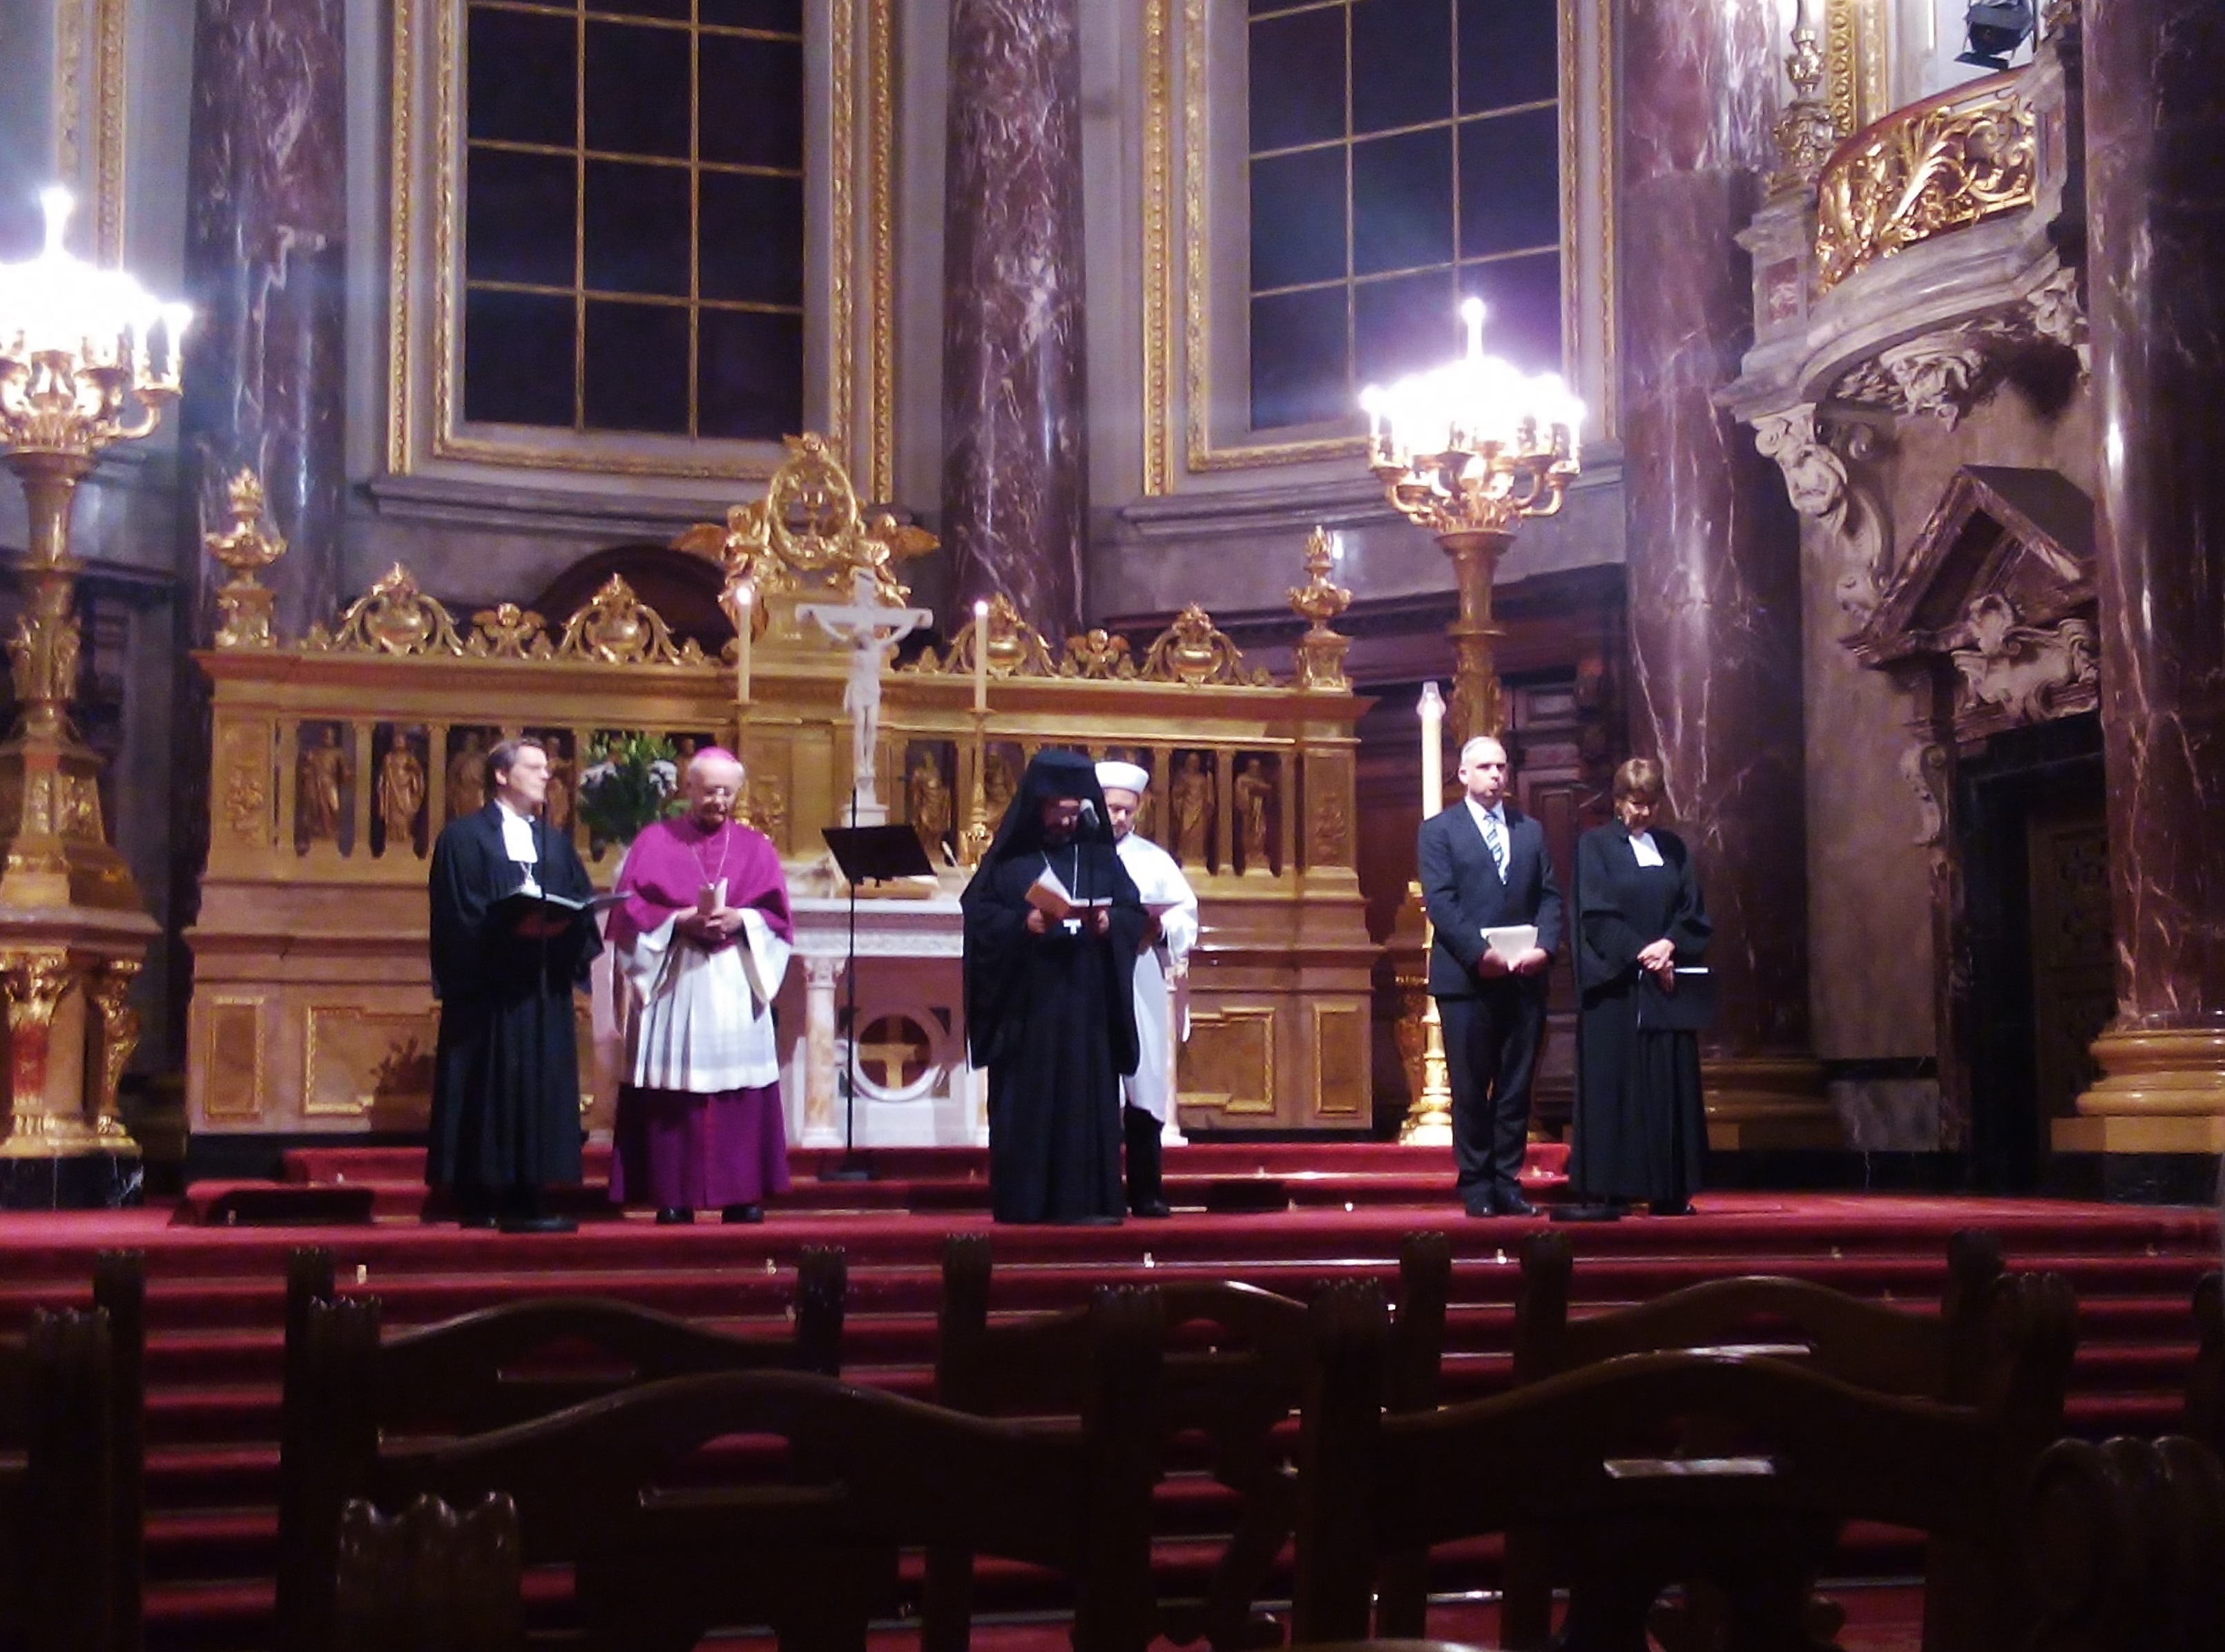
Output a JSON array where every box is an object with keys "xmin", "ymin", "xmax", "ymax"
[
  {"xmin": 1752, "ymin": 404, "xmax": 1894, "ymax": 620},
  {"xmin": 1948, "ymin": 593, "xmax": 2099, "ymax": 724},
  {"xmin": 1233, "ymin": 757, "xmax": 1273, "ymax": 874},
  {"xmin": 376, "ymin": 738, "xmax": 427, "ymax": 856},
  {"xmin": 1880, "ymin": 336, "xmax": 1996, "ymax": 428},
  {"xmin": 447, "ymin": 731, "xmax": 490, "ymax": 820},
  {"xmin": 908, "ymin": 753, "xmax": 952, "ymax": 861},
  {"xmin": 1898, "ymin": 740, "xmax": 1949, "ymax": 850},
  {"xmin": 297, "ymin": 725, "xmax": 349, "ymax": 845},
  {"xmin": 1171, "ymin": 751, "xmax": 1214, "ymax": 868}
]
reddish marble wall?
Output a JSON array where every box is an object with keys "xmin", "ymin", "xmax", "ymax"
[
  {"xmin": 1620, "ymin": 0, "xmax": 1811, "ymax": 1062},
  {"xmin": 940, "ymin": 0, "xmax": 1089, "ymax": 642}
]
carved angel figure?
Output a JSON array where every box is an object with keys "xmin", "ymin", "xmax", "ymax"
[
  {"xmin": 377, "ymin": 742, "xmax": 427, "ymax": 853},
  {"xmin": 1171, "ymin": 753, "xmax": 1214, "ymax": 867}
]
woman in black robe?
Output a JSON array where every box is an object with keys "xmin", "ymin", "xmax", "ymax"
[
  {"xmin": 1570, "ymin": 758, "xmax": 1713, "ymax": 1215},
  {"xmin": 961, "ymin": 750, "xmax": 1147, "ymax": 1224}
]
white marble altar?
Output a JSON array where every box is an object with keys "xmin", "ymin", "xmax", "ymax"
[{"xmin": 772, "ymin": 892, "xmax": 985, "ymax": 1149}]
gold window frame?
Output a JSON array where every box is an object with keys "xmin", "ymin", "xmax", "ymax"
[
  {"xmin": 385, "ymin": 0, "xmax": 896, "ymax": 499},
  {"xmin": 1141, "ymin": 0, "xmax": 1617, "ymax": 494}
]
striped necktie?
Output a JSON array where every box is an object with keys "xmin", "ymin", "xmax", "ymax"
[{"xmin": 1484, "ymin": 812, "xmax": 1508, "ymax": 879}]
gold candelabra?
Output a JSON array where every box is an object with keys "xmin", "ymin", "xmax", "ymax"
[
  {"xmin": 1362, "ymin": 299, "xmax": 1581, "ymax": 746},
  {"xmin": 0, "ymin": 186, "xmax": 189, "ymax": 1183},
  {"xmin": 1287, "ymin": 526, "xmax": 1354, "ymax": 693},
  {"xmin": 1400, "ymin": 682, "xmax": 1456, "ymax": 1146}
]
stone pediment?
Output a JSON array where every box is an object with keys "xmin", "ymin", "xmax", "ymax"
[{"xmin": 1854, "ymin": 465, "xmax": 2097, "ymax": 738}]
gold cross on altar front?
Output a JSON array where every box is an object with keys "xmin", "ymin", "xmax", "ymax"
[{"xmin": 854, "ymin": 1016, "xmax": 932, "ymax": 1089}]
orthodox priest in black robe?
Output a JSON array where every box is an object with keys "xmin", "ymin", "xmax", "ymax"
[
  {"xmin": 1570, "ymin": 758, "xmax": 1713, "ymax": 1215},
  {"xmin": 962, "ymin": 750, "xmax": 1148, "ymax": 1224},
  {"xmin": 427, "ymin": 736, "xmax": 602, "ymax": 1231}
]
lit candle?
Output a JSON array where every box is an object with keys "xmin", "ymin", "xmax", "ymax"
[
  {"xmin": 735, "ymin": 582, "xmax": 754, "ymax": 707},
  {"xmin": 1418, "ymin": 681, "xmax": 1444, "ymax": 815},
  {"xmin": 972, "ymin": 597, "xmax": 990, "ymax": 713}
]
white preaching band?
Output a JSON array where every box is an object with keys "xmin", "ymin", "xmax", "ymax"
[{"xmin": 1096, "ymin": 761, "xmax": 1200, "ymax": 1137}]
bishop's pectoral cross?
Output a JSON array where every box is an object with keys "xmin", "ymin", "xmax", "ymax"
[{"xmin": 797, "ymin": 567, "xmax": 934, "ymax": 826}]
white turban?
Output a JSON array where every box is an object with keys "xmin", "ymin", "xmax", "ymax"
[{"xmin": 1095, "ymin": 760, "xmax": 1150, "ymax": 796}]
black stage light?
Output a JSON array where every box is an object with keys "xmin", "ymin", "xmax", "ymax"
[{"xmin": 1956, "ymin": 0, "xmax": 2035, "ymax": 70}]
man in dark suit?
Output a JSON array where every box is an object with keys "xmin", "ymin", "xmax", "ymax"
[
  {"xmin": 1418, "ymin": 734, "xmax": 1565, "ymax": 1217},
  {"xmin": 426, "ymin": 736, "xmax": 602, "ymax": 1232}
]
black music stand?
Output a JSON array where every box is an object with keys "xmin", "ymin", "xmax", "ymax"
[{"xmin": 818, "ymin": 822, "xmax": 938, "ymax": 1182}]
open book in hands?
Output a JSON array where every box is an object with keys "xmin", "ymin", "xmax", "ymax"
[
  {"xmin": 1481, "ymin": 924, "xmax": 1539, "ymax": 966},
  {"xmin": 1027, "ymin": 865, "xmax": 1111, "ymax": 922}
]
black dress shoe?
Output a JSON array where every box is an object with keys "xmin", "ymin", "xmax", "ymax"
[
  {"xmin": 656, "ymin": 1206, "xmax": 695, "ymax": 1225},
  {"xmin": 1463, "ymin": 1193, "xmax": 1499, "ymax": 1219},
  {"xmin": 459, "ymin": 1212, "xmax": 499, "ymax": 1231},
  {"xmin": 1496, "ymin": 1190, "xmax": 1540, "ymax": 1218},
  {"xmin": 1649, "ymin": 1198, "xmax": 1695, "ymax": 1217},
  {"xmin": 497, "ymin": 1213, "xmax": 577, "ymax": 1234},
  {"xmin": 720, "ymin": 1202, "xmax": 765, "ymax": 1224},
  {"xmin": 1131, "ymin": 1199, "xmax": 1172, "ymax": 1219}
]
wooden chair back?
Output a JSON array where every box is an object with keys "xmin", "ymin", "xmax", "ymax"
[
  {"xmin": 930, "ymin": 1230, "xmax": 1449, "ymax": 1652},
  {"xmin": 0, "ymin": 1308, "xmax": 117, "ymax": 1652},
  {"xmin": 2186, "ymin": 1271, "xmax": 2222, "ymax": 1457},
  {"xmin": 2023, "ymin": 1434, "xmax": 2225, "ymax": 1652},
  {"xmin": 1296, "ymin": 1270, "xmax": 2077, "ymax": 1652},
  {"xmin": 280, "ymin": 1245, "xmax": 847, "ymax": 1652},
  {"xmin": 1512, "ymin": 1226, "xmax": 2005, "ymax": 1398},
  {"xmin": 91, "ymin": 1251, "xmax": 145, "ymax": 1652},
  {"xmin": 1499, "ymin": 1227, "xmax": 2018, "ymax": 1647},
  {"xmin": 332, "ymin": 1493, "xmax": 525, "ymax": 1652},
  {"xmin": 358, "ymin": 1286, "xmax": 1166, "ymax": 1652}
]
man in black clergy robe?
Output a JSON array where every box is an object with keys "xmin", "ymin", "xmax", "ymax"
[
  {"xmin": 1418, "ymin": 733, "xmax": 1565, "ymax": 1218},
  {"xmin": 427, "ymin": 736, "xmax": 601, "ymax": 1232},
  {"xmin": 961, "ymin": 750, "xmax": 1148, "ymax": 1224}
]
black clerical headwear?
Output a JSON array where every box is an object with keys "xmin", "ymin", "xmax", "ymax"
[{"xmin": 975, "ymin": 748, "xmax": 1117, "ymax": 865}]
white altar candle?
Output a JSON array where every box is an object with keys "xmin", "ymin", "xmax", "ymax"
[
  {"xmin": 972, "ymin": 597, "xmax": 990, "ymax": 713},
  {"xmin": 736, "ymin": 582, "xmax": 754, "ymax": 706},
  {"xmin": 1418, "ymin": 681, "xmax": 1444, "ymax": 814}
]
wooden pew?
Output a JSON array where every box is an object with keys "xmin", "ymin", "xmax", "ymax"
[
  {"xmin": 280, "ymin": 1244, "xmax": 847, "ymax": 1652},
  {"xmin": 1293, "ymin": 1272, "xmax": 2076, "ymax": 1652},
  {"xmin": 91, "ymin": 1252, "xmax": 145, "ymax": 1652},
  {"xmin": 929, "ymin": 1229, "xmax": 1450, "ymax": 1652},
  {"xmin": 332, "ymin": 1493, "xmax": 525, "ymax": 1652},
  {"xmin": 0, "ymin": 1308, "xmax": 117, "ymax": 1652},
  {"xmin": 341, "ymin": 1286, "xmax": 1166, "ymax": 1652},
  {"xmin": 2186, "ymin": 1270, "xmax": 2222, "ymax": 1457},
  {"xmin": 1497, "ymin": 1227, "xmax": 2019, "ymax": 1647},
  {"xmin": 2024, "ymin": 1433, "xmax": 2225, "ymax": 1652}
]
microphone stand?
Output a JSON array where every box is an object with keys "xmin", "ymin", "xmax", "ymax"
[{"xmin": 820, "ymin": 782, "xmax": 874, "ymax": 1182}]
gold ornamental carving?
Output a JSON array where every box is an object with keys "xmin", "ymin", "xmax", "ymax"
[
  {"xmin": 911, "ymin": 594, "xmax": 1059, "ymax": 681},
  {"xmin": 204, "ymin": 469, "xmax": 287, "ymax": 651},
  {"xmin": 1287, "ymin": 526, "xmax": 1353, "ymax": 693},
  {"xmin": 680, "ymin": 432, "xmax": 934, "ymax": 614},
  {"xmin": 1770, "ymin": 15, "xmax": 1839, "ymax": 199},
  {"xmin": 87, "ymin": 957, "xmax": 141, "ymax": 1146},
  {"xmin": 6, "ymin": 575, "xmax": 81, "ymax": 738},
  {"xmin": 1140, "ymin": 604, "xmax": 1269, "ymax": 688},
  {"xmin": 555, "ymin": 575, "xmax": 705, "ymax": 666},
  {"xmin": 466, "ymin": 603, "xmax": 552, "ymax": 660},
  {"xmin": 309, "ymin": 564, "xmax": 466, "ymax": 656},
  {"xmin": 1061, "ymin": 628, "xmax": 1135, "ymax": 681},
  {"xmin": 1814, "ymin": 75, "xmax": 2038, "ymax": 293},
  {"xmin": 0, "ymin": 947, "xmax": 102, "ymax": 1157}
]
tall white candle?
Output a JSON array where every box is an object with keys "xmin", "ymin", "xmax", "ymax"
[
  {"xmin": 972, "ymin": 597, "xmax": 990, "ymax": 713},
  {"xmin": 736, "ymin": 582, "xmax": 754, "ymax": 707},
  {"xmin": 1418, "ymin": 681, "xmax": 1444, "ymax": 815}
]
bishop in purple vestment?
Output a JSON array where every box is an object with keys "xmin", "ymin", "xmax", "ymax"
[{"xmin": 607, "ymin": 749, "xmax": 794, "ymax": 1223}]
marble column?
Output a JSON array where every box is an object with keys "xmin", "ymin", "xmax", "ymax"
[
  {"xmin": 2062, "ymin": 0, "xmax": 2225, "ymax": 1160},
  {"xmin": 1619, "ymin": 0, "xmax": 1831, "ymax": 1144},
  {"xmin": 166, "ymin": 0, "xmax": 346, "ymax": 1051},
  {"xmin": 939, "ymin": 0, "xmax": 1088, "ymax": 642},
  {"xmin": 179, "ymin": 0, "xmax": 347, "ymax": 642}
]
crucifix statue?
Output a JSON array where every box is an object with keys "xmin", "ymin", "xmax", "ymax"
[{"xmin": 797, "ymin": 566, "xmax": 934, "ymax": 825}]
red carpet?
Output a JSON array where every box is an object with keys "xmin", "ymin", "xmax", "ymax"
[{"xmin": 0, "ymin": 1145, "xmax": 2211, "ymax": 1652}]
